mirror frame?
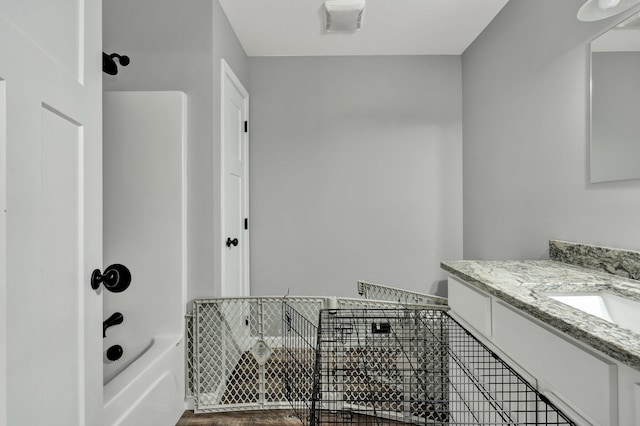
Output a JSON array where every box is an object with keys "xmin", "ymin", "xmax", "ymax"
[{"xmin": 588, "ymin": 9, "xmax": 640, "ymax": 183}]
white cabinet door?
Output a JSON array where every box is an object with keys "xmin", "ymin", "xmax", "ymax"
[
  {"xmin": 0, "ymin": 1, "xmax": 102, "ymax": 424},
  {"xmin": 448, "ymin": 276, "xmax": 492, "ymax": 336},
  {"xmin": 493, "ymin": 301, "xmax": 617, "ymax": 426}
]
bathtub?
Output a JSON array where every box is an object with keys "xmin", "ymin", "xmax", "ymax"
[{"xmin": 103, "ymin": 335, "xmax": 185, "ymax": 426}]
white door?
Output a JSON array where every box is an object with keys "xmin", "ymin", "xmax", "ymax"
[
  {"xmin": 221, "ymin": 60, "xmax": 249, "ymax": 298},
  {"xmin": 0, "ymin": 1, "xmax": 102, "ymax": 425}
]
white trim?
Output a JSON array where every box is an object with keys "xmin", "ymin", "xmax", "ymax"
[
  {"xmin": 220, "ymin": 59, "xmax": 250, "ymax": 298},
  {"xmin": 221, "ymin": 59, "xmax": 249, "ymax": 100},
  {"xmin": 180, "ymin": 93, "xmax": 188, "ymax": 326},
  {"xmin": 0, "ymin": 79, "xmax": 7, "ymax": 426}
]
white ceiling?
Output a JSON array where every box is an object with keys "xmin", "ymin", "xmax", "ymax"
[{"xmin": 218, "ymin": 0, "xmax": 510, "ymax": 57}]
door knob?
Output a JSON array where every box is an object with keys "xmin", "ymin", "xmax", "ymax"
[
  {"xmin": 91, "ymin": 264, "xmax": 131, "ymax": 292},
  {"xmin": 226, "ymin": 237, "xmax": 239, "ymax": 247}
]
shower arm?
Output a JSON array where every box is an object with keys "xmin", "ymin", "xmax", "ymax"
[{"xmin": 103, "ymin": 52, "xmax": 130, "ymax": 76}]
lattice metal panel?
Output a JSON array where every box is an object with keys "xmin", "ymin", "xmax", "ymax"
[
  {"xmin": 283, "ymin": 301, "xmax": 319, "ymax": 425},
  {"xmin": 311, "ymin": 308, "xmax": 450, "ymax": 425},
  {"xmin": 189, "ymin": 296, "xmax": 429, "ymax": 414},
  {"xmin": 336, "ymin": 297, "xmax": 431, "ymax": 311},
  {"xmin": 299, "ymin": 308, "xmax": 576, "ymax": 425},
  {"xmin": 444, "ymin": 314, "xmax": 575, "ymax": 425},
  {"xmin": 185, "ymin": 313, "xmax": 195, "ymax": 397},
  {"xmin": 191, "ymin": 295, "xmax": 576, "ymax": 425},
  {"xmin": 357, "ymin": 280, "xmax": 448, "ymax": 306},
  {"xmin": 192, "ymin": 297, "xmax": 324, "ymax": 413}
]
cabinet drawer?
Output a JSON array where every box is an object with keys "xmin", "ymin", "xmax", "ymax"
[
  {"xmin": 493, "ymin": 301, "xmax": 617, "ymax": 426},
  {"xmin": 448, "ymin": 276, "xmax": 492, "ymax": 336}
]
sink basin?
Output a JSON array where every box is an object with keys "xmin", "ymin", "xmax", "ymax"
[{"xmin": 544, "ymin": 292, "xmax": 640, "ymax": 335}]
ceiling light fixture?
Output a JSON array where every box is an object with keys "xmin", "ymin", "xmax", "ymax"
[
  {"xmin": 578, "ymin": 0, "xmax": 640, "ymax": 21},
  {"xmin": 324, "ymin": 0, "xmax": 365, "ymax": 32}
]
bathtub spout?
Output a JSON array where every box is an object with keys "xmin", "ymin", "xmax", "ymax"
[{"xmin": 103, "ymin": 312, "xmax": 124, "ymax": 338}]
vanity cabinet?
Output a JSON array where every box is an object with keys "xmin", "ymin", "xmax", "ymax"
[
  {"xmin": 448, "ymin": 275, "xmax": 492, "ymax": 336},
  {"xmin": 448, "ymin": 275, "xmax": 640, "ymax": 426}
]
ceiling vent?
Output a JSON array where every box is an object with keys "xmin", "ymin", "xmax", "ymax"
[{"xmin": 324, "ymin": 0, "xmax": 365, "ymax": 32}]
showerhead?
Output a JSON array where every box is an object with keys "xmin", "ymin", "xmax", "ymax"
[{"xmin": 103, "ymin": 52, "xmax": 130, "ymax": 75}]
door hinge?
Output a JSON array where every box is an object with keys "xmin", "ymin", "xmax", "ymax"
[
  {"xmin": 244, "ymin": 121, "xmax": 248, "ymax": 133},
  {"xmin": 244, "ymin": 218, "xmax": 248, "ymax": 230}
]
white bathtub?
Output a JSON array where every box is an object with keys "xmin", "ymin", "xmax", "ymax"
[{"xmin": 103, "ymin": 335, "xmax": 185, "ymax": 426}]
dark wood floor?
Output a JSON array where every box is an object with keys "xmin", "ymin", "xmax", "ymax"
[
  {"xmin": 176, "ymin": 410, "xmax": 303, "ymax": 426},
  {"xmin": 176, "ymin": 410, "xmax": 415, "ymax": 425}
]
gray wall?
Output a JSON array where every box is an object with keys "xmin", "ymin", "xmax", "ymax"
[
  {"xmin": 249, "ymin": 56, "xmax": 463, "ymax": 297},
  {"xmin": 462, "ymin": 0, "xmax": 640, "ymax": 260},
  {"xmin": 591, "ymin": 51, "xmax": 640, "ymax": 182},
  {"xmin": 211, "ymin": 1, "xmax": 250, "ymax": 297},
  {"xmin": 104, "ymin": 0, "xmax": 248, "ymax": 300}
]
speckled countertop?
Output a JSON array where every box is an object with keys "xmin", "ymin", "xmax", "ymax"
[{"xmin": 441, "ymin": 259, "xmax": 640, "ymax": 372}]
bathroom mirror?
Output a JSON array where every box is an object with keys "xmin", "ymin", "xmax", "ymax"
[{"xmin": 590, "ymin": 13, "xmax": 640, "ymax": 183}]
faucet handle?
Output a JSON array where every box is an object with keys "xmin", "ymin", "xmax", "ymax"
[{"xmin": 106, "ymin": 345, "xmax": 123, "ymax": 362}]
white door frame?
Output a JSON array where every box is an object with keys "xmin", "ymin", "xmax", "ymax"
[
  {"xmin": 0, "ymin": 79, "xmax": 6, "ymax": 426},
  {"xmin": 220, "ymin": 59, "xmax": 250, "ymax": 297}
]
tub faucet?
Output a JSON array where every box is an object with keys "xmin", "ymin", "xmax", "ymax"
[{"xmin": 103, "ymin": 312, "xmax": 124, "ymax": 338}]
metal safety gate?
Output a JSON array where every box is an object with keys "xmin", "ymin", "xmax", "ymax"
[
  {"xmin": 186, "ymin": 282, "xmax": 577, "ymax": 425},
  {"xmin": 186, "ymin": 292, "xmax": 411, "ymax": 413},
  {"xmin": 357, "ymin": 280, "xmax": 448, "ymax": 306},
  {"xmin": 187, "ymin": 297, "xmax": 323, "ymax": 412}
]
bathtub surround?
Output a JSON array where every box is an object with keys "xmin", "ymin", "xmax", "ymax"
[
  {"xmin": 249, "ymin": 56, "xmax": 463, "ymax": 298},
  {"xmin": 103, "ymin": 91, "xmax": 187, "ymax": 375},
  {"xmin": 550, "ymin": 240, "xmax": 640, "ymax": 280},
  {"xmin": 103, "ymin": 92, "xmax": 186, "ymax": 425},
  {"xmin": 103, "ymin": 0, "xmax": 249, "ymax": 301},
  {"xmin": 462, "ymin": 0, "xmax": 640, "ymax": 261}
]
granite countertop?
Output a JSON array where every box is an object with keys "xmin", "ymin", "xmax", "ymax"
[{"xmin": 441, "ymin": 259, "xmax": 640, "ymax": 372}]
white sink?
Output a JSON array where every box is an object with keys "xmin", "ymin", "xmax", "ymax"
[{"xmin": 544, "ymin": 292, "xmax": 640, "ymax": 335}]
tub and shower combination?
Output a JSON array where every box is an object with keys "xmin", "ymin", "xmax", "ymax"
[{"xmin": 102, "ymin": 91, "xmax": 187, "ymax": 426}]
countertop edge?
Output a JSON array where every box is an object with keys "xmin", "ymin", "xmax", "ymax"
[{"xmin": 440, "ymin": 261, "xmax": 640, "ymax": 372}]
